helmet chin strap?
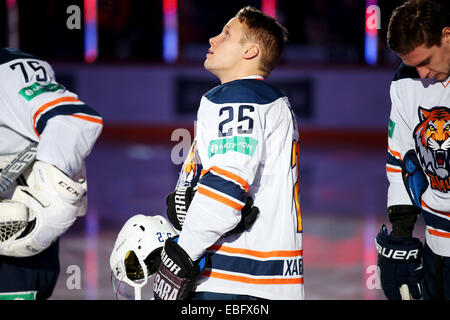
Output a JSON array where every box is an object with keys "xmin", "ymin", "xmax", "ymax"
[
  {"xmin": 133, "ymin": 256, "xmax": 148, "ymax": 300},
  {"xmin": 134, "ymin": 287, "xmax": 142, "ymax": 300}
]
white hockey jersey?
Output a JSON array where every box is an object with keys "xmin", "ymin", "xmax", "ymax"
[
  {"xmin": 387, "ymin": 63, "xmax": 450, "ymax": 256},
  {"xmin": 0, "ymin": 48, "xmax": 103, "ymax": 178},
  {"xmin": 177, "ymin": 76, "xmax": 304, "ymax": 300}
]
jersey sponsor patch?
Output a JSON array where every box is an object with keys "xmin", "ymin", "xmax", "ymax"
[
  {"xmin": 19, "ymin": 82, "xmax": 65, "ymax": 101},
  {"xmin": 208, "ymin": 136, "xmax": 258, "ymax": 158},
  {"xmin": 388, "ymin": 119, "xmax": 396, "ymax": 138},
  {"xmin": 0, "ymin": 291, "xmax": 37, "ymax": 300}
]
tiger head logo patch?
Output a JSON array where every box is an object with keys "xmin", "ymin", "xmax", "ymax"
[{"xmin": 414, "ymin": 106, "xmax": 450, "ymax": 192}]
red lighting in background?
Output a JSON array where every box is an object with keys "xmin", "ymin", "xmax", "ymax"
[
  {"xmin": 163, "ymin": 0, "xmax": 177, "ymax": 14},
  {"xmin": 163, "ymin": 0, "xmax": 178, "ymax": 63},
  {"xmin": 261, "ymin": 0, "xmax": 277, "ymax": 18},
  {"xmin": 84, "ymin": 0, "xmax": 98, "ymax": 63},
  {"xmin": 365, "ymin": 2, "xmax": 380, "ymax": 36}
]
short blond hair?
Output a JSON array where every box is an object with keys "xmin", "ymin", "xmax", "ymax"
[{"xmin": 236, "ymin": 6, "xmax": 288, "ymax": 76}]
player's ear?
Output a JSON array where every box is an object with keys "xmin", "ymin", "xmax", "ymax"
[
  {"xmin": 242, "ymin": 43, "xmax": 259, "ymax": 60},
  {"xmin": 442, "ymin": 27, "xmax": 450, "ymax": 46}
]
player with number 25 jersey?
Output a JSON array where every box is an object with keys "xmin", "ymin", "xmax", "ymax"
[
  {"xmin": 153, "ymin": 7, "xmax": 304, "ymax": 300},
  {"xmin": 177, "ymin": 75, "xmax": 304, "ymax": 300},
  {"xmin": 155, "ymin": 7, "xmax": 304, "ymax": 300}
]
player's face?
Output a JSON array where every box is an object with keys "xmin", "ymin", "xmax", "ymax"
[
  {"xmin": 204, "ymin": 17, "xmax": 246, "ymax": 81},
  {"xmin": 400, "ymin": 35, "xmax": 450, "ymax": 81}
]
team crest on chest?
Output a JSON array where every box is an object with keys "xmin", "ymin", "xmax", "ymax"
[{"xmin": 414, "ymin": 106, "xmax": 450, "ymax": 192}]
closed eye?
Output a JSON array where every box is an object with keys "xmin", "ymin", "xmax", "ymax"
[{"xmin": 415, "ymin": 57, "xmax": 431, "ymax": 68}]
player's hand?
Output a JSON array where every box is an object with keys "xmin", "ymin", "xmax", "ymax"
[
  {"xmin": 153, "ymin": 236, "xmax": 207, "ymax": 300},
  {"xmin": 226, "ymin": 196, "xmax": 259, "ymax": 235},
  {"xmin": 375, "ymin": 224, "xmax": 423, "ymax": 300},
  {"xmin": 167, "ymin": 188, "xmax": 259, "ymax": 234}
]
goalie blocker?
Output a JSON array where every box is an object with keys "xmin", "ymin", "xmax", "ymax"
[{"xmin": 0, "ymin": 160, "xmax": 87, "ymax": 257}]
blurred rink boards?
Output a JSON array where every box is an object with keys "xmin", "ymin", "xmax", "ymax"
[{"xmin": 49, "ymin": 63, "xmax": 428, "ymax": 300}]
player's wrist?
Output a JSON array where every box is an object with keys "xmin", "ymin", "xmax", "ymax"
[{"xmin": 388, "ymin": 205, "xmax": 420, "ymax": 238}]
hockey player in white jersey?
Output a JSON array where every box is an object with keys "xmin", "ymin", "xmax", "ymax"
[
  {"xmin": 154, "ymin": 6, "xmax": 303, "ymax": 300},
  {"xmin": 376, "ymin": 0, "xmax": 450, "ymax": 300},
  {"xmin": 0, "ymin": 48, "xmax": 103, "ymax": 299}
]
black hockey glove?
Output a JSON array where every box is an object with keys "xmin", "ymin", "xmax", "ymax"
[
  {"xmin": 166, "ymin": 186, "xmax": 196, "ymax": 231},
  {"xmin": 226, "ymin": 196, "xmax": 259, "ymax": 235},
  {"xmin": 153, "ymin": 236, "xmax": 207, "ymax": 300},
  {"xmin": 375, "ymin": 224, "xmax": 423, "ymax": 300},
  {"xmin": 166, "ymin": 187, "xmax": 259, "ymax": 234}
]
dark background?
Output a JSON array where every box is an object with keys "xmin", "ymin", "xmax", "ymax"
[{"xmin": 0, "ymin": 0, "xmax": 408, "ymax": 66}]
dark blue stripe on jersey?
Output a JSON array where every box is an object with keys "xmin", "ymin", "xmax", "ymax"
[
  {"xmin": 199, "ymin": 172, "xmax": 246, "ymax": 203},
  {"xmin": 392, "ymin": 63, "xmax": 420, "ymax": 81},
  {"xmin": 386, "ymin": 153, "xmax": 403, "ymax": 167},
  {"xmin": 0, "ymin": 48, "xmax": 38, "ymax": 65},
  {"xmin": 422, "ymin": 209, "xmax": 450, "ymax": 233},
  {"xmin": 204, "ymin": 79, "xmax": 285, "ymax": 105},
  {"xmin": 208, "ymin": 253, "xmax": 286, "ymax": 276},
  {"xmin": 36, "ymin": 104, "xmax": 101, "ymax": 135}
]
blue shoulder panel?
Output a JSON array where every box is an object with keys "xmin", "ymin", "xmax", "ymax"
[
  {"xmin": 204, "ymin": 79, "xmax": 285, "ymax": 104},
  {"xmin": 0, "ymin": 48, "xmax": 38, "ymax": 65},
  {"xmin": 392, "ymin": 62, "xmax": 419, "ymax": 81}
]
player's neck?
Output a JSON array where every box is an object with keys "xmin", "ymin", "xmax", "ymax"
[{"xmin": 218, "ymin": 69, "xmax": 265, "ymax": 84}]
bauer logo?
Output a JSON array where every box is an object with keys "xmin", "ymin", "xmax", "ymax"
[{"xmin": 375, "ymin": 242, "xmax": 419, "ymax": 260}]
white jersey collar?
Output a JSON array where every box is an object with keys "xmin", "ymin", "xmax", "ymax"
[{"xmin": 240, "ymin": 75, "xmax": 264, "ymax": 81}]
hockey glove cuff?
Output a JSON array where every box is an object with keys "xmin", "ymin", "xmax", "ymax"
[
  {"xmin": 375, "ymin": 224, "xmax": 423, "ymax": 300},
  {"xmin": 166, "ymin": 186, "xmax": 196, "ymax": 231},
  {"xmin": 153, "ymin": 236, "xmax": 207, "ymax": 300},
  {"xmin": 167, "ymin": 187, "xmax": 259, "ymax": 235}
]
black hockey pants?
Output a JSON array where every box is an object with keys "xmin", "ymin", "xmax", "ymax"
[{"xmin": 0, "ymin": 240, "xmax": 60, "ymax": 300}]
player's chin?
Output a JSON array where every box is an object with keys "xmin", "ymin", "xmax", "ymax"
[
  {"xmin": 204, "ymin": 59, "xmax": 214, "ymax": 71},
  {"xmin": 435, "ymin": 73, "xmax": 449, "ymax": 81}
]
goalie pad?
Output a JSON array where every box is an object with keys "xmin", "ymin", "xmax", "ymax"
[{"xmin": 0, "ymin": 161, "xmax": 86, "ymax": 257}]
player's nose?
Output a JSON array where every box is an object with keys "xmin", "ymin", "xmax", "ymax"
[
  {"xmin": 416, "ymin": 66, "xmax": 431, "ymax": 79},
  {"xmin": 209, "ymin": 34, "xmax": 221, "ymax": 47}
]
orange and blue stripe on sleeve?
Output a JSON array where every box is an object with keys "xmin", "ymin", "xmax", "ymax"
[
  {"xmin": 32, "ymin": 97, "xmax": 103, "ymax": 137},
  {"xmin": 386, "ymin": 146, "xmax": 403, "ymax": 173},
  {"xmin": 197, "ymin": 167, "xmax": 248, "ymax": 211}
]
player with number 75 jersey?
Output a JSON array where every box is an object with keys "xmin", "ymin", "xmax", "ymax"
[
  {"xmin": 0, "ymin": 48, "xmax": 102, "ymax": 300},
  {"xmin": 174, "ymin": 76, "xmax": 304, "ymax": 300}
]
